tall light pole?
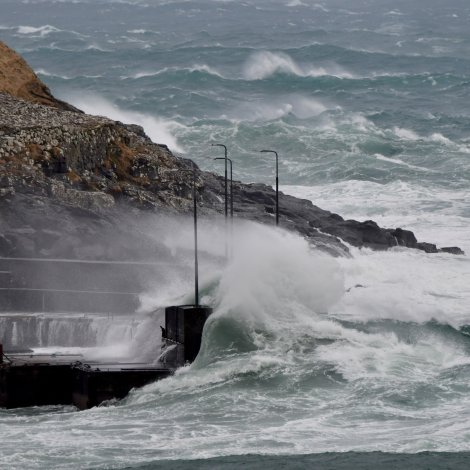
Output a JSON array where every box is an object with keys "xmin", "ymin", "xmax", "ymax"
[
  {"xmin": 211, "ymin": 143, "xmax": 228, "ymax": 220},
  {"xmin": 214, "ymin": 157, "xmax": 233, "ymax": 219},
  {"xmin": 260, "ymin": 150, "xmax": 279, "ymax": 226},
  {"xmin": 190, "ymin": 166, "xmax": 199, "ymax": 306},
  {"xmin": 215, "ymin": 156, "xmax": 233, "ymax": 259},
  {"xmin": 160, "ymin": 165, "xmax": 200, "ymax": 306}
]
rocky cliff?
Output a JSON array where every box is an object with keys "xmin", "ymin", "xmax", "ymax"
[
  {"xmin": 0, "ymin": 42, "xmax": 79, "ymax": 112},
  {"xmin": 0, "ymin": 42, "xmax": 462, "ymax": 266}
]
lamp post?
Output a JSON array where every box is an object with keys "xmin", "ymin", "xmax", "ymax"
[
  {"xmin": 210, "ymin": 144, "xmax": 228, "ymax": 220},
  {"xmin": 215, "ymin": 156, "xmax": 233, "ymax": 258},
  {"xmin": 214, "ymin": 157, "xmax": 233, "ymax": 219},
  {"xmin": 190, "ymin": 167, "xmax": 199, "ymax": 306},
  {"xmin": 160, "ymin": 165, "xmax": 213, "ymax": 370},
  {"xmin": 161, "ymin": 165, "xmax": 200, "ymax": 306},
  {"xmin": 260, "ymin": 149, "xmax": 279, "ymax": 226}
]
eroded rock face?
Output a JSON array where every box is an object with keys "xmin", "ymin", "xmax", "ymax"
[{"xmin": 0, "ymin": 41, "xmax": 79, "ymax": 112}]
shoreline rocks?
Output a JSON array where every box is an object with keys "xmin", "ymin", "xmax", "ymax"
[{"xmin": 0, "ymin": 42, "xmax": 464, "ymax": 260}]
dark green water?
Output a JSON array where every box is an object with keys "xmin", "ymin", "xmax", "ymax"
[{"xmin": 125, "ymin": 452, "xmax": 470, "ymax": 470}]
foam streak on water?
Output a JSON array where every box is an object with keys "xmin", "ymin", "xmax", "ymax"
[{"xmin": 1, "ymin": 0, "xmax": 470, "ymax": 468}]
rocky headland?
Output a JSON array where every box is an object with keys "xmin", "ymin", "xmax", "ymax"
[{"xmin": 0, "ymin": 41, "xmax": 463, "ymax": 267}]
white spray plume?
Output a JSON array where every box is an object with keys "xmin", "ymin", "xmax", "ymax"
[
  {"xmin": 214, "ymin": 222, "xmax": 345, "ymax": 327},
  {"xmin": 65, "ymin": 93, "xmax": 184, "ymax": 152}
]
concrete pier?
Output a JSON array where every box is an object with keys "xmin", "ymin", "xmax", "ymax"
[
  {"xmin": 72, "ymin": 363, "xmax": 172, "ymax": 410},
  {"xmin": 0, "ymin": 304, "xmax": 213, "ymax": 409},
  {"xmin": 0, "ymin": 353, "xmax": 81, "ymax": 408},
  {"xmin": 0, "ymin": 353, "xmax": 173, "ymax": 409}
]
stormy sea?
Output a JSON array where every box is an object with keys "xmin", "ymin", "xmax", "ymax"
[{"xmin": 1, "ymin": 0, "xmax": 470, "ymax": 468}]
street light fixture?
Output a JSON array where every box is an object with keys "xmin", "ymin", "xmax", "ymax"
[
  {"xmin": 210, "ymin": 143, "xmax": 228, "ymax": 220},
  {"xmin": 214, "ymin": 157, "xmax": 233, "ymax": 219},
  {"xmin": 160, "ymin": 164, "xmax": 200, "ymax": 306},
  {"xmin": 260, "ymin": 150, "xmax": 279, "ymax": 226}
]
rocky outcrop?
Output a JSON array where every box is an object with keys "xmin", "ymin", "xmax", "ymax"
[
  {"xmin": 0, "ymin": 40, "xmax": 463, "ymax": 260},
  {"xmin": 0, "ymin": 41, "xmax": 79, "ymax": 112}
]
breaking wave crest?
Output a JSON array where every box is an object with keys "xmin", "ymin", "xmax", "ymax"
[
  {"xmin": 242, "ymin": 51, "xmax": 354, "ymax": 80},
  {"xmin": 16, "ymin": 25, "xmax": 62, "ymax": 36}
]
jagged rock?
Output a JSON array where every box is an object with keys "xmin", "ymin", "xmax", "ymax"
[
  {"xmin": 389, "ymin": 227, "xmax": 418, "ymax": 247},
  {"xmin": 440, "ymin": 246, "xmax": 465, "ymax": 255},
  {"xmin": 416, "ymin": 242, "xmax": 438, "ymax": 253}
]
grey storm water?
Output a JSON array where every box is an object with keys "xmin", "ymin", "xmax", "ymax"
[{"xmin": 1, "ymin": 0, "xmax": 470, "ymax": 468}]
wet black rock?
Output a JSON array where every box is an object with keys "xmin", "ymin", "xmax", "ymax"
[{"xmin": 440, "ymin": 246, "xmax": 465, "ymax": 255}]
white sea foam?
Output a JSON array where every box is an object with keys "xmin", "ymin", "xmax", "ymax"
[
  {"xmin": 35, "ymin": 68, "xmax": 71, "ymax": 80},
  {"xmin": 18, "ymin": 25, "xmax": 60, "ymax": 36},
  {"xmin": 430, "ymin": 132, "xmax": 453, "ymax": 145},
  {"xmin": 242, "ymin": 51, "xmax": 354, "ymax": 80},
  {"xmin": 393, "ymin": 126, "xmax": 420, "ymax": 140},
  {"xmin": 393, "ymin": 127, "xmax": 470, "ymax": 151},
  {"xmin": 17, "ymin": 25, "xmax": 62, "ymax": 36},
  {"xmin": 35, "ymin": 68, "xmax": 103, "ymax": 80},
  {"xmin": 84, "ymin": 44, "xmax": 111, "ymax": 52},
  {"xmin": 231, "ymin": 95, "xmax": 328, "ymax": 121},
  {"xmin": 281, "ymin": 182, "xmax": 470, "ymax": 327},
  {"xmin": 121, "ymin": 64, "xmax": 225, "ymax": 80},
  {"xmin": 214, "ymin": 222, "xmax": 344, "ymax": 323},
  {"xmin": 385, "ymin": 10, "xmax": 404, "ymax": 16},
  {"xmin": 281, "ymin": 181, "xmax": 469, "ymax": 248},
  {"xmin": 188, "ymin": 63, "xmax": 225, "ymax": 77},
  {"xmin": 373, "ymin": 153, "xmax": 430, "ymax": 171},
  {"xmin": 315, "ymin": 318, "xmax": 470, "ymax": 382},
  {"xmin": 286, "ymin": 0, "xmax": 306, "ymax": 6},
  {"xmin": 66, "ymin": 93, "xmax": 184, "ymax": 152}
]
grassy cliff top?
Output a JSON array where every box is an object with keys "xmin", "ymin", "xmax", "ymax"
[{"xmin": 0, "ymin": 41, "xmax": 78, "ymax": 112}]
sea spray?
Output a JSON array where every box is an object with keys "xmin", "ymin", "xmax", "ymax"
[
  {"xmin": 193, "ymin": 222, "xmax": 345, "ymax": 366},
  {"xmin": 66, "ymin": 93, "xmax": 185, "ymax": 152},
  {"xmin": 212, "ymin": 222, "xmax": 343, "ymax": 324}
]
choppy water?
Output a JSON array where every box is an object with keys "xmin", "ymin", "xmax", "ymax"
[{"xmin": 1, "ymin": 0, "xmax": 470, "ymax": 468}]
